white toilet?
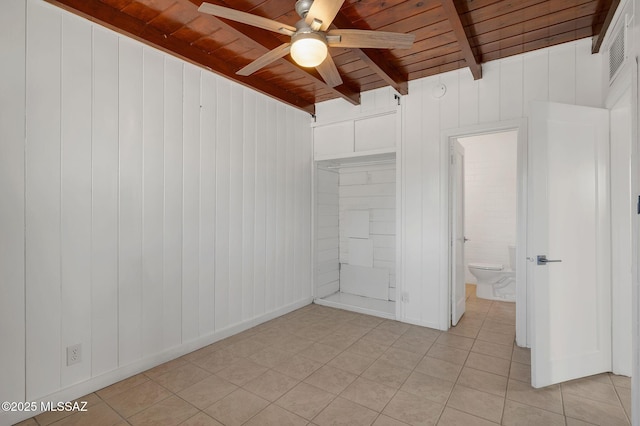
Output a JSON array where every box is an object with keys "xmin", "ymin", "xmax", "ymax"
[{"xmin": 468, "ymin": 245, "xmax": 516, "ymax": 302}]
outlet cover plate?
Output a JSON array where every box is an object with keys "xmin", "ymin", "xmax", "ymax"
[{"xmin": 67, "ymin": 344, "xmax": 82, "ymax": 366}]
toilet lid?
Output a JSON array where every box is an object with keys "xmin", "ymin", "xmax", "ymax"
[{"xmin": 468, "ymin": 262, "xmax": 503, "ymax": 271}]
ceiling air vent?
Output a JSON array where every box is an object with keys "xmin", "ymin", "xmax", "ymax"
[{"xmin": 609, "ymin": 17, "xmax": 627, "ymax": 83}]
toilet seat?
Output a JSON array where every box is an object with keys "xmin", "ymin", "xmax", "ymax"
[{"xmin": 468, "ymin": 262, "xmax": 503, "ymax": 271}]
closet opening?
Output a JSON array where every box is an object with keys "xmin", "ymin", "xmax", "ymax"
[{"xmin": 313, "ymin": 153, "xmax": 398, "ymax": 319}]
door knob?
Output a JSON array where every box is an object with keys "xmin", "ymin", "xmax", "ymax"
[{"xmin": 537, "ymin": 255, "xmax": 562, "ymax": 265}]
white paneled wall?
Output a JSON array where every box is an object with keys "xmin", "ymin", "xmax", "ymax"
[
  {"xmin": 459, "ymin": 132, "xmax": 518, "ymax": 284},
  {"xmin": 0, "ymin": 0, "xmax": 312, "ymax": 415},
  {"xmin": 404, "ymin": 39, "xmax": 603, "ymax": 329},
  {"xmin": 339, "ymin": 164, "xmax": 396, "ymax": 299},
  {"xmin": 316, "ymin": 168, "xmax": 340, "ymax": 298},
  {"xmin": 317, "ymin": 38, "xmax": 605, "ymax": 329},
  {"xmin": 0, "ymin": 0, "xmax": 26, "ymax": 408}
]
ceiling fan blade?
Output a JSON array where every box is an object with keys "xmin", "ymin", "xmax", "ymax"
[
  {"xmin": 305, "ymin": 0, "xmax": 345, "ymax": 31},
  {"xmin": 199, "ymin": 2, "xmax": 296, "ymax": 36},
  {"xmin": 327, "ymin": 29, "xmax": 415, "ymax": 49},
  {"xmin": 315, "ymin": 54, "xmax": 343, "ymax": 87},
  {"xmin": 237, "ymin": 43, "xmax": 292, "ymax": 76}
]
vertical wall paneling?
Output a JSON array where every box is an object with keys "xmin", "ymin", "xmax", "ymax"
[
  {"xmin": 276, "ymin": 104, "xmax": 287, "ymax": 308},
  {"xmin": 295, "ymin": 113, "xmax": 311, "ymax": 302},
  {"xmin": 163, "ymin": 56, "xmax": 183, "ymax": 348},
  {"xmin": 522, "ymin": 51, "xmax": 549, "ymax": 117},
  {"xmin": 142, "ymin": 49, "xmax": 165, "ymax": 356},
  {"xmin": 458, "ymin": 71, "xmax": 479, "ymax": 127},
  {"xmin": 60, "ymin": 13, "xmax": 93, "ymax": 387},
  {"xmin": 402, "ymin": 79, "xmax": 424, "ymax": 322},
  {"xmin": 549, "ymin": 44, "xmax": 577, "ymax": 104},
  {"xmin": 285, "ymin": 108, "xmax": 295, "ymax": 305},
  {"xmin": 25, "ymin": 0, "xmax": 62, "ymax": 399},
  {"xmin": 182, "ymin": 65, "xmax": 201, "ymax": 342},
  {"xmin": 91, "ymin": 26, "xmax": 119, "ymax": 376},
  {"xmin": 576, "ymin": 40, "xmax": 604, "ymax": 107},
  {"xmin": 302, "ymin": 119, "xmax": 313, "ymax": 301},
  {"xmin": 478, "ymin": 61, "xmax": 500, "ymax": 123},
  {"xmin": 228, "ymin": 85, "xmax": 243, "ymax": 325},
  {"xmin": 9, "ymin": 5, "xmax": 314, "ymax": 417},
  {"xmin": 321, "ymin": 39, "xmax": 605, "ymax": 331},
  {"xmin": 0, "ymin": 0, "xmax": 26, "ymax": 404},
  {"xmin": 315, "ymin": 169, "xmax": 340, "ymax": 298},
  {"xmin": 264, "ymin": 103, "xmax": 277, "ymax": 313},
  {"xmin": 199, "ymin": 73, "xmax": 216, "ymax": 335},
  {"xmin": 422, "ymin": 79, "xmax": 442, "ymax": 326},
  {"xmin": 500, "ymin": 58, "xmax": 524, "ymax": 120},
  {"xmin": 440, "ymin": 72, "xmax": 459, "ymax": 130},
  {"xmin": 214, "ymin": 79, "xmax": 231, "ymax": 330},
  {"xmin": 253, "ymin": 96, "xmax": 267, "ymax": 316},
  {"xmin": 242, "ymin": 91, "xmax": 257, "ymax": 319},
  {"xmin": 118, "ymin": 37, "xmax": 144, "ymax": 365}
]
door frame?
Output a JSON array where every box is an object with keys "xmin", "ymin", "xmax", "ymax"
[{"xmin": 441, "ymin": 119, "xmax": 529, "ymax": 347}]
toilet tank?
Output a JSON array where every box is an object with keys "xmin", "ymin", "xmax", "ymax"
[{"xmin": 508, "ymin": 245, "xmax": 516, "ymax": 271}]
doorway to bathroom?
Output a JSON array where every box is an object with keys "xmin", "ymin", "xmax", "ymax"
[{"xmin": 444, "ymin": 120, "xmax": 528, "ymax": 347}]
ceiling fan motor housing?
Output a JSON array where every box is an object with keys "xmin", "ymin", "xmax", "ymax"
[{"xmin": 295, "ymin": 0, "xmax": 314, "ymax": 18}]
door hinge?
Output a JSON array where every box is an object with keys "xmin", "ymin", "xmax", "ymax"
[{"xmin": 637, "ymin": 195, "xmax": 640, "ymax": 214}]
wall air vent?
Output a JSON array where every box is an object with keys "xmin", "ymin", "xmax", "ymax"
[{"xmin": 608, "ymin": 17, "xmax": 627, "ymax": 83}]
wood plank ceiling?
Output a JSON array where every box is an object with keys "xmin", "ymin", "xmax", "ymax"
[{"xmin": 47, "ymin": 0, "xmax": 618, "ymax": 114}]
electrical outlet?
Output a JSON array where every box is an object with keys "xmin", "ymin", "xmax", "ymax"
[
  {"xmin": 67, "ymin": 344, "xmax": 82, "ymax": 366},
  {"xmin": 401, "ymin": 292, "xmax": 410, "ymax": 302}
]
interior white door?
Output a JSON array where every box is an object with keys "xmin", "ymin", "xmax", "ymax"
[
  {"xmin": 451, "ymin": 140, "xmax": 465, "ymax": 326},
  {"xmin": 529, "ymin": 101, "xmax": 611, "ymax": 388}
]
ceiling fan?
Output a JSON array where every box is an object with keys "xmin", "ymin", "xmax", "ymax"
[{"xmin": 198, "ymin": 0, "xmax": 415, "ymax": 88}]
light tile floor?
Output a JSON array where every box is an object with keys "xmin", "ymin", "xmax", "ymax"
[{"xmin": 18, "ymin": 285, "xmax": 631, "ymax": 426}]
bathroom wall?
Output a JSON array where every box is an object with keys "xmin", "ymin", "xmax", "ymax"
[{"xmin": 459, "ymin": 131, "xmax": 518, "ymax": 283}]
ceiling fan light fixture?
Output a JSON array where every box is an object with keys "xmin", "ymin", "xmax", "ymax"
[{"xmin": 291, "ymin": 32, "xmax": 328, "ymax": 68}]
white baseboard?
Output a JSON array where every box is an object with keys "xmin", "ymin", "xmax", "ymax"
[{"xmin": 1, "ymin": 297, "xmax": 312, "ymax": 426}]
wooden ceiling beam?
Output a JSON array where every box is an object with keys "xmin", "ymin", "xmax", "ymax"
[
  {"xmin": 45, "ymin": 0, "xmax": 315, "ymax": 114},
  {"xmin": 439, "ymin": 0, "xmax": 482, "ymax": 80},
  {"xmin": 592, "ymin": 0, "xmax": 620, "ymax": 53},
  {"xmin": 188, "ymin": 0, "xmax": 360, "ymax": 106},
  {"xmin": 331, "ymin": 12, "xmax": 409, "ymax": 95}
]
